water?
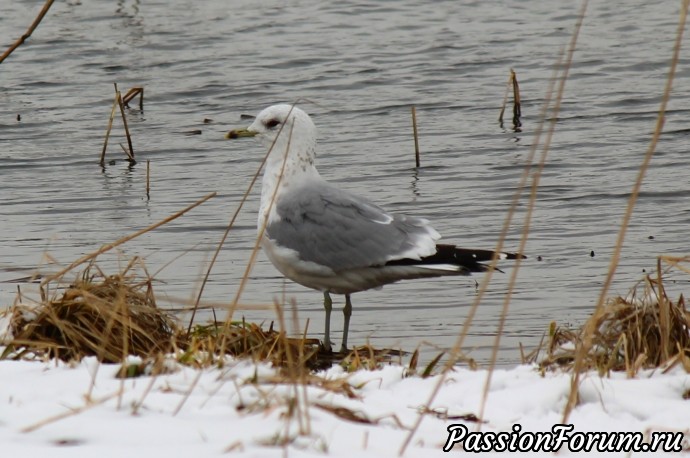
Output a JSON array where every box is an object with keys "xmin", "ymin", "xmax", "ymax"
[{"xmin": 2, "ymin": 0, "xmax": 690, "ymax": 366}]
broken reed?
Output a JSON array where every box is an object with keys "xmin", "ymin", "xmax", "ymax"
[
  {"xmin": 100, "ymin": 84, "xmax": 144, "ymax": 167},
  {"xmin": 146, "ymin": 159, "xmax": 150, "ymax": 199},
  {"xmin": 411, "ymin": 106, "xmax": 420, "ymax": 167},
  {"xmin": 122, "ymin": 86, "xmax": 144, "ymax": 111},
  {"xmin": 498, "ymin": 69, "xmax": 522, "ymax": 130}
]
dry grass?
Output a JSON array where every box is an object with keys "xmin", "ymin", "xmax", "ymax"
[
  {"xmin": 2, "ymin": 260, "xmax": 178, "ymax": 363},
  {"xmin": 1, "ymin": 259, "xmax": 403, "ymax": 375},
  {"xmin": 539, "ymin": 260, "xmax": 690, "ymax": 376},
  {"xmin": 184, "ymin": 320, "xmax": 327, "ymax": 371}
]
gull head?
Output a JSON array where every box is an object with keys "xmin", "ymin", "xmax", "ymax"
[{"xmin": 226, "ymin": 104, "xmax": 317, "ymax": 153}]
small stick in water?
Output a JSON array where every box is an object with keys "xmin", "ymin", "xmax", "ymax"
[
  {"xmin": 411, "ymin": 106, "xmax": 420, "ymax": 168},
  {"xmin": 122, "ymin": 87, "xmax": 144, "ymax": 110},
  {"xmin": 511, "ymin": 69, "xmax": 522, "ymax": 129},
  {"xmin": 498, "ymin": 71, "xmax": 512, "ymax": 126},
  {"xmin": 115, "ymin": 83, "xmax": 136, "ymax": 164},
  {"xmin": 146, "ymin": 159, "xmax": 151, "ymax": 199},
  {"xmin": 100, "ymin": 94, "xmax": 119, "ymax": 167}
]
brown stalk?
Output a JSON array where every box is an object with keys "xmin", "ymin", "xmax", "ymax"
[
  {"xmin": 498, "ymin": 71, "xmax": 512, "ymax": 125},
  {"xmin": 185, "ymin": 106, "xmax": 291, "ymax": 333},
  {"xmin": 499, "ymin": 69, "xmax": 522, "ymax": 130},
  {"xmin": 563, "ymin": 0, "xmax": 689, "ymax": 422},
  {"xmin": 122, "ymin": 87, "xmax": 144, "ymax": 110},
  {"xmin": 20, "ymin": 390, "xmax": 122, "ymax": 434},
  {"xmin": 275, "ymin": 297, "xmax": 311, "ymax": 435},
  {"xmin": 172, "ymin": 370, "xmax": 203, "ymax": 416},
  {"xmin": 219, "ymin": 120, "xmax": 296, "ymax": 354},
  {"xmin": 478, "ymin": 0, "xmax": 587, "ymax": 427},
  {"xmin": 115, "ymin": 83, "xmax": 136, "ymax": 163},
  {"xmin": 400, "ymin": 4, "xmax": 586, "ymax": 452},
  {"xmin": 40, "ymin": 192, "xmax": 216, "ymax": 286},
  {"xmin": 0, "ymin": 0, "xmax": 55, "ymax": 64},
  {"xmin": 100, "ymin": 95, "xmax": 119, "ymax": 167},
  {"xmin": 657, "ymin": 256, "xmax": 670, "ymax": 361},
  {"xmin": 511, "ymin": 70, "xmax": 522, "ymax": 128},
  {"xmin": 411, "ymin": 106, "xmax": 420, "ymax": 167},
  {"xmin": 146, "ymin": 159, "xmax": 151, "ymax": 199}
]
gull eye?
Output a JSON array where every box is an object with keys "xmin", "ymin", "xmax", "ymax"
[{"xmin": 264, "ymin": 118, "xmax": 281, "ymax": 129}]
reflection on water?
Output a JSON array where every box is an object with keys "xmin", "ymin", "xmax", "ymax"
[{"xmin": 2, "ymin": 0, "xmax": 690, "ymax": 365}]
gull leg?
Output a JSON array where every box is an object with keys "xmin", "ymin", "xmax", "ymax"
[
  {"xmin": 340, "ymin": 294, "xmax": 353, "ymax": 353},
  {"xmin": 323, "ymin": 292, "xmax": 333, "ymax": 352}
]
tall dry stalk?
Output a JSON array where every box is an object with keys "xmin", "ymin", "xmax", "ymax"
[
  {"xmin": 186, "ymin": 106, "xmax": 295, "ymax": 333},
  {"xmin": 115, "ymin": 83, "xmax": 136, "ymax": 163},
  {"xmin": 0, "ymin": 0, "xmax": 55, "ymax": 64},
  {"xmin": 478, "ymin": 0, "xmax": 588, "ymax": 427},
  {"xmin": 40, "ymin": 192, "xmax": 216, "ymax": 287},
  {"xmin": 411, "ymin": 106, "xmax": 420, "ymax": 167},
  {"xmin": 563, "ymin": 0, "xmax": 690, "ymax": 421},
  {"xmin": 399, "ymin": 2, "xmax": 588, "ymax": 453},
  {"xmin": 100, "ymin": 95, "xmax": 119, "ymax": 167},
  {"xmin": 217, "ymin": 110, "xmax": 297, "ymax": 357}
]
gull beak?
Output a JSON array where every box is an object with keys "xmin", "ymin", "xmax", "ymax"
[{"xmin": 225, "ymin": 127, "xmax": 258, "ymax": 139}]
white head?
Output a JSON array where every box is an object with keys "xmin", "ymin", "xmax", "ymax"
[
  {"xmin": 227, "ymin": 104, "xmax": 318, "ymax": 171},
  {"xmin": 226, "ymin": 104, "xmax": 322, "ymax": 225}
]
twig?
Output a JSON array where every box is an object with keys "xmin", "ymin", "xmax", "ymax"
[
  {"xmin": 399, "ymin": 3, "xmax": 587, "ymax": 453},
  {"xmin": 186, "ymin": 104, "xmax": 292, "ymax": 333},
  {"xmin": 480, "ymin": 0, "xmax": 585, "ymax": 424},
  {"xmin": 411, "ymin": 106, "xmax": 420, "ymax": 167},
  {"xmin": 0, "ymin": 0, "xmax": 55, "ymax": 64},
  {"xmin": 217, "ymin": 114, "xmax": 296, "ymax": 357},
  {"xmin": 122, "ymin": 87, "xmax": 144, "ymax": 110},
  {"xmin": 100, "ymin": 95, "xmax": 119, "ymax": 167},
  {"xmin": 119, "ymin": 143, "xmax": 134, "ymax": 162},
  {"xmin": 498, "ymin": 70, "xmax": 522, "ymax": 129},
  {"xmin": 498, "ymin": 71, "xmax": 513, "ymax": 125},
  {"xmin": 511, "ymin": 70, "xmax": 522, "ymax": 128},
  {"xmin": 563, "ymin": 0, "xmax": 689, "ymax": 422},
  {"xmin": 146, "ymin": 159, "xmax": 151, "ymax": 199},
  {"xmin": 172, "ymin": 370, "xmax": 203, "ymax": 416},
  {"xmin": 226, "ymin": 123, "xmax": 294, "ymax": 318},
  {"xmin": 20, "ymin": 390, "xmax": 122, "ymax": 433},
  {"xmin": 115, "ymin": 83, "xmax": 136, "ymax": 163}
]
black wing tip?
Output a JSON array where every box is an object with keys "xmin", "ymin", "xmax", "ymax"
[{"xmin": 384, "ymin": 246, "xmax": 526, "ymax": 272}]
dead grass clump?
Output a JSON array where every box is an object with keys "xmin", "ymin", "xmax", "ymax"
[
  {"xmin": 185, "ymin": 321, "xmax": 329, "ymax": 371},
  {"xmin": 540, "ymin": 268, "xmax": 690, "ymax": 375},
  {"xmin": 3, "ymin": 261, "xmax": 178, "ymax": 363},
  {"xmin": 2, "ymin": 256, "xmax": 410, "ymax": 373}
]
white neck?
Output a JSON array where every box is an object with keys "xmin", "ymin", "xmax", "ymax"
[{"xmin": 258, "ymin": 131, "xmax": 321, "ymax": 229}]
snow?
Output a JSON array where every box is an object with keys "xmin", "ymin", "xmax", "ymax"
[{"xmin": 1, "ymin": 355, "xmax": 688, "ymax": 457}]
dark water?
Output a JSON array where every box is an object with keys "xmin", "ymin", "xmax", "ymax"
[{"xmin": 2, "ymin": 0, "xmax": 690, "ymax": 365}]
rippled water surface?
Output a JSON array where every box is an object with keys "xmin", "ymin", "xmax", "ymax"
[{"xmin": 2, "ymin": 0, "xmax": 690, "ymax": 365}]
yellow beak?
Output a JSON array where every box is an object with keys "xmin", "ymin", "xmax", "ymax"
[{"xmin": 225, "ymin": 127, "xmax": 257, "ymax": 139}]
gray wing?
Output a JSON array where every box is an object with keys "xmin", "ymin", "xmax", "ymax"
[{"xmin": 266, "ymin": 181, "xmax": 439, "ymax": 271}]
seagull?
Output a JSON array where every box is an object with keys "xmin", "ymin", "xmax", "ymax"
[{"xmin": 226, "ymin": 104, "xmax": 524, "ymax": 353}]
